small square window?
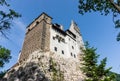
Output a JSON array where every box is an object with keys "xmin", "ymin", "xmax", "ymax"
[
  {"xmin": 54, "ymin": 47, "xmax": 57, "ymax": 51},
  {"xmin": 62, "ymin": 50, "xmax": 64, "ymax": 54}
]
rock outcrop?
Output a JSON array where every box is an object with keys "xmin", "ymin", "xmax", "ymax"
[{"xmin": 2, "ymin": 51, "xmax": 84, "ymax": 81}]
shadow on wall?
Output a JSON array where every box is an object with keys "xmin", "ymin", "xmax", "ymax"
[{"xmin": 0, "ymin": 62, "xmax": 49, "ymax": 81}]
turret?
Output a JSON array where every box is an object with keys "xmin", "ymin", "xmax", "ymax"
[{"xmin": 69, "ymin": 20, "xmax": 80, "ymax": 36}]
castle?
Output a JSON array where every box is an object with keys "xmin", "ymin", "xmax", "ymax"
[
  {"xmin": 4, "ymin": 12, "xmax": 85, "ymax": 81},
  {"xmin": 19, "ymin": 12, "xmax": 84, "ymax": 62}
]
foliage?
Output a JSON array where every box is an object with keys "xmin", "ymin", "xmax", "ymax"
[
  {"xmin": 49, "ymin": 58, "xmax": 64, "ymax": 81},
  {"xmin": 0, "ymin": 46, "xmax": 11, "ymax": 68},
  {"xmin": 109, "ymin": 72, "xmax": 120, "ymax": 81},
  {"xmin": 0, "ymin": 0, "xmax": 21, "ymax": 77},
  {"xmin": 0, "ymin": 0, "xmax": 21, "ymax": 37},
  {"xmin": 115, "ymin": 73, "xmax": 120, "ymax": 81},
  {"xmin": 0, "ymin": 71, "xmax": 6, "ymax": 78},
  {"xmin": 78, "ymin": 0, "xmax": 120, "ymax": 41},
  {"xmin": 81, "ymin": 42, "xmax": 116, "ymax": 81}
]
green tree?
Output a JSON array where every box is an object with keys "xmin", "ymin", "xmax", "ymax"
[
  {"xmin": 0, "ymin": 46, "xmax": 11, "ymax": 78},
  {"xmin": 81, "ymin": 42, "xmax": 116, "ymax": 81},
  {"xmin": 0, "ymin": 0, "xmax": 21, "ymax": 37},
  {"xmin": 0, "ymin": 71, "xmax": 6, "ymax": 78},
  {"xmin": 0, "ymin": 46, "xmax": 11, "ymax": 68},
  {"xmin": 78, "ymin": 0, "xmax": 120, "ymax": 41},
  {"xmin": 0, "ymin": 0, "xmax": 21, "ymax": 78}
]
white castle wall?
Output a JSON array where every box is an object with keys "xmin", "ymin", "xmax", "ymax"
[
  {"xmin": 50, "ymin": 26, "xmax": 69, "ymax": 58},
  {"xmin": 50, "ymin": 24, "xmax": 83, "ymax": 61}
]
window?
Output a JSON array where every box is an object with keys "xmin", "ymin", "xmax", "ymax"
[
  {"xmin": 53, "ymin": 37, "xmax": 55, "ymax": 40},
  {"xmin": 71, "ymin": 53, "xmax": 73, "ymax": 56},
  {"xmin": 74, "ymin": 54, "xmax": 76, "ymax": 58},
  {"xmin": 72, "ymin": 46, "xmax": 73, "ymax": 49},
  {"xmin": 54, "ymin": 47, "xmax": 57, "ymax": 51},
  {"xmin": 35, "ymin": 21, "xmax": 39, "ymax": 26},
  {"xmin": 62, "ymin": 50, "xmax": 64, "ymax": 54},
  {"xmin": 36, "ymin": 21, "xmax": 39, "ymax": 24},
  {"xmin": 69, "ymin": 38, "xmax": 70, "ymax": 41},
  {"xmin": 58, "ymin": 39, "xmax": 60, "ymax": 43},
  {"xmin": 28, "ymin": 29, "xmax": 30, "ymax": 31}
]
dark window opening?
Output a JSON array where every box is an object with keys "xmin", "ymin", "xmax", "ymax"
[
  {"xmin": 35, "ymin": 21, "xmax": 39, "ymax": 26},
  {"xmin": 62, "ymin": 50, "xmax": 64, "ymax": 54},
  {"xmin": 53, "ymin": 37, "xmax": 55, "ymax": 40},
  {"xmin": 54, "ymin": 47, "xmax": 57, "ymax": 51},
  {"xmin": 69, "ymin": 38, "xmax": 70, "ymax": 41},
  {"xmin": 72, "ymin": 46, "xmax": 74, "ymax": 49},
  {"xmin": 71, "ymin": 53, "xmax": 73, "ymax": 56},
  {"xmin": 34, "ymin": 21, "xmax": 40, "ymax": 27},
  {"xmin": 74, "ymin": 54, "xmax": 76, "ymax": 58},
  {"xmin": 36, "ymin": 21, "xmax": 39, "ymax": 24},
  {"xmin": 58, "ymin": 39, "xmax": 60, "ymax": 43},
  {"xmin": 28, "ymin": 29, "xmax": 30, "ymax": 31}
]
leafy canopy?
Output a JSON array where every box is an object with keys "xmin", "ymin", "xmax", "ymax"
[
  {"xmin": 0, "ymin": 0, "xmax": 21, "ymax": 38},
  {"xmin": 0, "ymin": 0, "xmax": 20, "ymax": 78},
  {"xmin": 78, "ymin": 0, "xmax": 120, "ymax": 41},
  {"xmin": 81, "ymin": 42, "xmax": 116, "ymax": 81},
  {"xmin": 0, "ymin": 46, "xmax": 11, "ymax": 68}
]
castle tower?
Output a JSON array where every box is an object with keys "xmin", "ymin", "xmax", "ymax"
[
  {"xmin": 69, "ymin": 20, "xmax": 84, "ymax": 52},
  {"xmin": 19, "ymin": 12, "xmax": 52, "ymax": 62}
]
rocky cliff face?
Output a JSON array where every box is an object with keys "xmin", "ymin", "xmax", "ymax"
[
  {"xmin": 1, "ymin": 62, "xmax": 49, "ymax": 81},
  {"xmin": 2, "ymin": 51, "xmax": 84, "ymax": 81}
]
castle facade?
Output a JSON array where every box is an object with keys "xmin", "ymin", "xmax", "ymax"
[
  {"xmin": 19, "ymin": 12, "xmax": 84, "ymax": 62},
  {"xmin": 4, "ymin": 12, "xmax": 85, "ymax": 81}
]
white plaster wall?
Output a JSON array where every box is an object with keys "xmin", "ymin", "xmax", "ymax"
[
  {"xmin": 69, "ymin": 22, "xmax": 84, "ymax": 55},
  {"xmin": 50, "ymin": 27, "xmax": 69, "ymax": 58},
  {"xmin": 66, "ymin": 36, "xmax": 79, "ymax": 60},
  {"xmin": 50, "ymin": 26, "xmax": 80, "ymax": 61}
]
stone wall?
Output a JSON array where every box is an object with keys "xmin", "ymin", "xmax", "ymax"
[
  {"xmin": 19, "ymin": 19, "xmax": 51, "ymax": 62},
  {"xmin": 4, "ymin": 51, "xmax": 85, "ymax": 81}
]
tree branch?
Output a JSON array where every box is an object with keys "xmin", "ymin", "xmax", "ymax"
[{"xmin": 109, "ymin": 0, "xmax": 120, "ymax": 13}]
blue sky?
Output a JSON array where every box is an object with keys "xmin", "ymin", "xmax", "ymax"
[{"xmin": 0, "ymin": 0, "xmax": 120, "ymax": 74}]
